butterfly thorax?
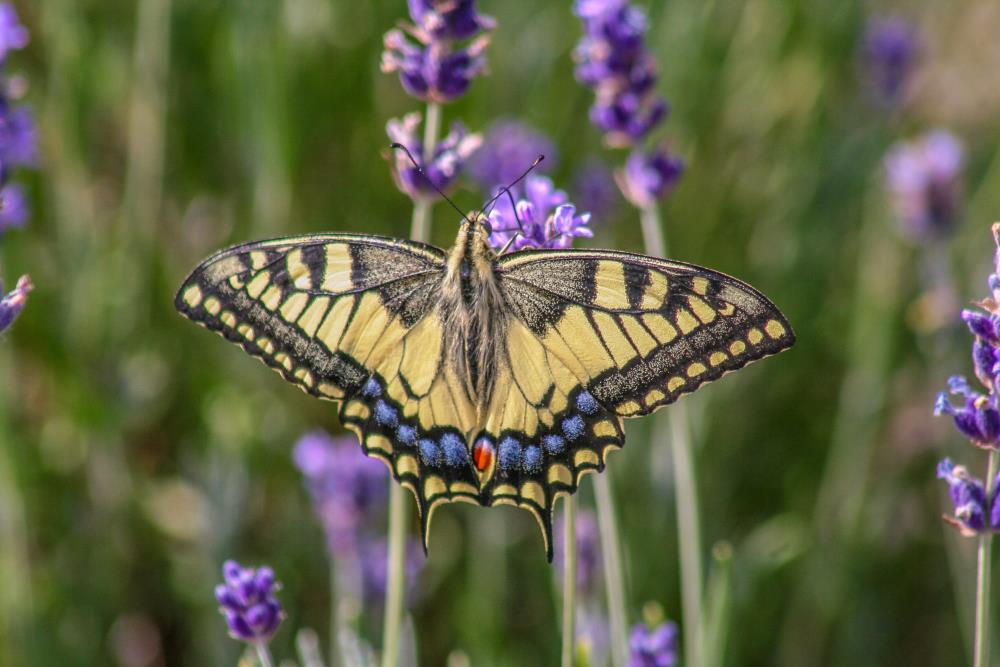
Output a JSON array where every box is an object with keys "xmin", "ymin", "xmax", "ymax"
[{"xmin": 440, "ymin": 215, "xmax": 508, "ymax": 419}]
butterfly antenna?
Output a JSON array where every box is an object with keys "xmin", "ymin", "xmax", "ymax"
[
  {"xmin": 390, "ymin": 142, "xmax": 471, "ymax": 223},
  {"xmin": 483, "ymin": 154, "xmax": 545, "ymax": 215},
  {"xmin": 496, "ymin": 185, "xmax": 527, "ymax": 254}
]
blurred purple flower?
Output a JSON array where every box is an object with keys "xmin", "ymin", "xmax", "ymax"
[
  {"xmin": 0, "ymin": 273, "xmax": 30, "ymax": 332},
  {"xmin": 574, "ymin": 0, "xmax": 670, "ymax": 148},
  {"xmin": 884, "ymin": 130, "xmax": 964, "ymax": 241},
  {"xmin": 468, "ymin": 119, "xmax": 556, "ymax": 193},
  {"xmin": 628, "ymin": 621, "xmax": 679, "ymax": 667},
  {"xmin": 360, "ymin": 536, "xmax": 425, "ymax": 604},
  {"xmin": 937, "ymin": 458, "xmax": 1000, "ymax": 536},
  {"xmin": 381, "ymin": 0, "xmax": 492, "ymax": 104},
  {"xmin": 293, "ymin": 430, "xmax": 389, "ymax": 557},
  {"xmin": 387, "ymin": 112, "xmax": 482, "ymax": 201},
  {"xmin": 555, "ymin": 508, "xmax": 602, "ymax": 594},
  {"xmin": 0, "ymin": 183, "xmax": 29, "ymax": 232},
  {"xmin": 617, "ymin": 147, "xmax": 685, "ymax": 209},
  {"xmin": 487, "ymin": 175, "xmax": 593, "ymax": 251},
  {"xmin": 573, "ymin": 161, "xmax": 622, "ymax": 221},
  {"xmin": 214, "ymin": 560, "xmax": 284, "ymax": 643},
  {"xmin": 0, "ymin": 4, "xmax": 28, "ymax": 62},
  {"xmin": 863, "ymin": 18, "xmax": 919, "ymax": 106},
  {"xmin": 0, "ymin": 105, "xmax": 36, "ymax": 171},
  {"xmin": 407, "ymin": 0, "xmax": 496, "ymax": 42}
]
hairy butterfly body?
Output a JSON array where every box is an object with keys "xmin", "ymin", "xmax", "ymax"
[{"xmin": 176, "ymin": 215, "xmax": 794, "ymax": 559}]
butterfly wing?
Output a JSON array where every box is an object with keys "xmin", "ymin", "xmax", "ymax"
[
  {"xmin": 483, "ymin": 248, "xmax": 794, "ymax": 556},
  {"xmin": 176, "ymin": 234, "xmax": 482, "ymax": 537}
]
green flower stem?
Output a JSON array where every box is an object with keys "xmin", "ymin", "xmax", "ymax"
[
  {"xmin": 255, "ymin": 642, "xmax": 276, "ymax": 667},
  {"xmin": 640, "ymin": 202, "xmax": 703, "ymax": 667},
  {"xmin": 383, "ymin": 99, "xmax": 443, "ymax": 667},
  {"xmin": 562, "ymin": 494, "xmax": 578, "ymax": 667},
  {"xmin": 594, "ymin": 473, "xmax": 629, "ymax": 667},
  {"xmin": 409, "ymin": 102, "xmax": 442, "ymax": 243},
  {"xmin": 975, "ymin": 449, "xmax": 999, "ymax": 667}
]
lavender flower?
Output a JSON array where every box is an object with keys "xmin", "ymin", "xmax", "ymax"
[
  {"xmin": 884, "ymin": 130, "xmax": 964, "ymax": 241},
  {"xmin": 215, "ymin": 560, "xmax": 284, "ymax": 643},
  {"xmin": 555, "ymin": 508, "xmax": 602, "ymax": 594},
  {"xmin": 574, "ymin": 0, "xmax": 667, "ymax": 147},
  {"xmin": 360, "ymin": 536, "xmax": 425, "ymax": 604},
  {"xmin": 387, "ymin": 112, "xmax": 482, "ymax": 200},
  {"xmin": 293, "ymin": 430, "xmax": 389, "ymax": 557},
  {"xmin": 617, "ymin": 147, "xmax": 685, "ymax": 209},
  {"xmin": 0, "ymin": 273, "xmax": 30, "ymax": 332},
  {"xmin": 487, "ymin": 175, "xmax": 593, "ymax": 251},
  {"xmin": 0, "ymin": 183, "xmax": 29, "ymax": 232},
  {"xmin": 468, "ymin": 119, "xmax": 556, "ymax": 193},
  {"xmin": 863, "ymin": 18, "xmax": 919, "ymax": 106},
  {"xmin": 0, "ymin": 4, "xmax": 28, "ymax": 62},
  {"xmin": 628, "ymin": 621, "xmax": 679, "ymax": 667},
  {"xmin": 381, "ymin": 0, "xmax": 493, "ymax": 104},
  {"xmin": 406, "ymin": 0, "xmax": 496, "ymax": 41},
  {"xmin": 573, "ymin": 161, "xmax": 621, "ymax": 221},
  {"xmin": 0, "ymin": 104, "xmax": 37, "ymax": 170},
  {"xmin": 936, "ymin": 377, "xmax": 1000, "ymax": 448},
  {"xmin": 937, "ymin": 458, "xmax": 999, "ymax": 536}
]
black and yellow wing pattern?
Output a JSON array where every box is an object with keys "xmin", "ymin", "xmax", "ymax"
[
  {"xmin": 475, "ymin": 249, "xmax": 794, "ymax": 553},
  {"xmin": 177, "ymin": 236, "xmax": 793, "ymax": 560}
]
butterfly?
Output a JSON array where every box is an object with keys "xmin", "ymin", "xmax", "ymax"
[{"xmin": 175, "ymin": 215, "xmax": 794, "ymax": 559}]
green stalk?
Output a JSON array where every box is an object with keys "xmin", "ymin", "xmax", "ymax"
[
  {"xmin": 594, "ymin": 474, "xmax": 628, "ymax": 667},
  {"xmin": 382, "ymin": 100, "xmax": 442, "ymax": 667},
  {"xmin": 639, "ymin": 202, "xmax": 703, "ymax": 667},
  {"xmin": 974, "ymin": 449, "xmax": 999, "ymax": 667},
  {"xmin": 562, "ymin": 494, "xmax": 578, "ymax": 667},
  {"xmin": 409, "ymin": 102, "xmax": 442, "ymax": 244},
  {"xmin": 255, "ymin": 642, "xmax": 276, "ymax": 667}
]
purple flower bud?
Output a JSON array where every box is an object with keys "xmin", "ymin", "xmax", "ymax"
[
  {"xmin": 406, "ymin": 0, "xmax": 495, "ymax": 42},
  {"xmin": 0, "ymin": 4, "xmax": 28, "ymax": 62},
  {"xmin": 0, "ymin": 105, "xmax": 37, "ymax": 171},
  {"xmin": 885, "ymin": 130, "xmax": 964, "ymax": 241},
  {"xmin": 938, "ymin": 459, "xmax": 991, "ymax": 535},
  {"xmin": 386, "ymin": 112, "xmax": 482, "ymax": 201},
  {"xmin": 617, "ymin": 147, "xmax": 685, "ymax": 209},
  {"xmin": 215, "ymin": 560, "xmax": 284, "ymax": 643},
  {"xmin": 862, "ymin": 18, "xmax": 919, "ymax": 106},
  {"xmin": 487, "ymin": 175, "xmax": 594, "ymax": 251},
  {"xmin": 963, "ymin": 310, "xmax": 1000, "ymax": 343},
  {"xmin": 293, "ymin": 430, "xmax": 390, "ymax": 557},
  {"xmin": 0, "ymin": 182, "xmax": 28, "ymax": 233},
  {"xmin": 468, "ymin": 120, "xmax": 556, "ymax": 193},
  {"xmin": 935, "ymin": 376, "xmax": 1000, "ymax": 448},
  {"xmin": 628, "ymin": 621, "xmax": 679, "ymax": 667},
  {"xmin": 381, "ymin": 30, "xmax": 490, "ymax": 104},
  {"xmin": 0, "ymin": 273, "xmax": 30, "ymax": 332}
]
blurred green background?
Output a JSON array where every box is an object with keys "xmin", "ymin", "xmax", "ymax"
[{"xmin": 4, "ymin": 0, "xmax": 1000, "ymax": 665}]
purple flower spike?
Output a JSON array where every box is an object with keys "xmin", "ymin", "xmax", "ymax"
[
  {"xmin": 487, "ymin": 175, "xmax": 594, "ymax": 251},
  {"xmin": 937, "ymin": 459, "xmax": 992, "ymax": 536},
  {"xmin": 407, "ymin": 0, "xmax": 496, "ymax": 42},
  {"xmin": 0, "ymin": 4, "xmax": 28, "ymax": 62},
  {"xmin": 468, "ymin": 120, "xmax": 556, "ymax": 193},
  {"xmin": 0, "ymin": 273, "xmax": 30, "ymax": 332},
  {"xmin": 386, "ymin": 112, "xmax": 482, "ymax": 200},
  {"xmin": 555, "ymin": 509, "xmax": 602, "ymax": 594},
  {"xmin": 617, "ymin": 147, "xmax": 685, "ymax": 209},
  {"xmin": 934, "ymin": 378, "xmax": 1000, "ymax": 449},
  {"xmin": 628, "ymin": 621, "xmax": 679, "ymax": 667},
  {"xmin": 0, "ymin": 183, "xmax": 29, "ymax": 233},
  {"xmin": 884, "ymin": 130, "xmax": 965, "ymax": 241},
  {"xmin": 0, "ymin": 106, "xmax": 37, "ymax": 171},
  {"xmin": 215, "ymin": 560, "xmax": 284, "ymax": 643},
  {"xmin": 382, "ymin": 0, "xmax": 493, "ymax": 104},
  {"xmin": 862, "ymin": 18, "xmax": 919, "ymax": 106},
  {"xmin": 573, "ymin": 161, "xmax": 621, "ymax": 221},
  {"xmin": 293, "ymin": 430, "xmax": 389, "ymax": 557}
]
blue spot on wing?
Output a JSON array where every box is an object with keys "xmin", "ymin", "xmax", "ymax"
[
  {"xmin": 562, "ymin": 415, "xmax": 585, "ymax": 441},
  {"xmin": 576, "ymin": 391, "xmax": 599, "ymax": 415},
  {"xmin": 522, "ymin": 445, "xmax": 543, "ymax": 474},
  {"xmin": 498, "ymin": 436, "xmax": 521, "ymax": 472},
  {"xmin": 419, "ymin": 439, "xmax": 441, "ymax": 466},
  {"xmin": 396, "ymin": 424, "xmax": 417, "ymax": 446},
  {"xmin": 362, "ymin": 377, "xmax": 382, "ymax": 397},
  {"xmin": 440, "ymin": 432, "xmax": 470, "ymax": 467},
  {"xmin": 374, "ymin": 400, "xmax": 399, "ymax": 427},
  {"xmin": 542, "ymin": 434, "xmax": 566, "ymax": 455}
]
